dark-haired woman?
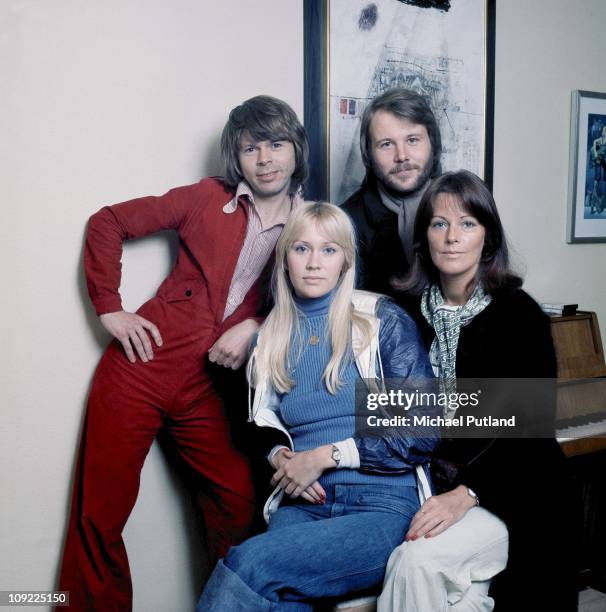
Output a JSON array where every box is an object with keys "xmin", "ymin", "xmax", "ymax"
[{"xmin": 379, "ymin": 170, "xmax": 580, "ymax": 612}]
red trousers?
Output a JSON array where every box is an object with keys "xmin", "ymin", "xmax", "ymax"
[{"xmin": 57, "ymin": 337, "xmax": 255, "ymax": 611}]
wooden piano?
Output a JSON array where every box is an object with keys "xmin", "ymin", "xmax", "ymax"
[
  {"xmin": 551, "ymin": 311, "xmax": 606, "ymax": 591},
  {"xmin": 552, "ymin": 311, "xmax": 606, "ymax": 456}
]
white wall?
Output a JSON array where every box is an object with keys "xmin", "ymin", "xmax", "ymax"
[
  {"xmin": 1, "ymin": 1, "xmax": 302, "ymax": 611},
  {"xmin": 493, "ymin": 0, "xmax": 606, "ymax": 347}
]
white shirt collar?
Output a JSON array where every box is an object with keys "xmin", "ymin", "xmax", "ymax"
[
  {"xmin": 222, "ymin": 181, "xmax": 254, "ymax": 214},
  {"xmin": 222, "ymin": 182, "xmax": 304, "ymax": 224}
]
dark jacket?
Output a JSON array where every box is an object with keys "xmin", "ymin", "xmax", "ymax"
[
  {"xmin": 401, "ymin": 288, "xmax": 581, "ymax": 612},
  {"xmin": 341, "ymin": 178, "xmax": 409, "ymax": 297}
]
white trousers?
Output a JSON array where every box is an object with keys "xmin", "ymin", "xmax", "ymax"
[{"xmin": 377, "ymin": 507, "xmax": 509, "ymax": 612}]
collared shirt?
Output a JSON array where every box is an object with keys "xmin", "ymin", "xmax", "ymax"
[{"xmin": 222, "ymin": 181, "xmax": 303, "ymax": 320}]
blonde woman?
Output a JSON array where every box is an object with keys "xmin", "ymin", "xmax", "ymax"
[{"xmin": 196, "ymin": 202, "xmax": 437, "ymax": 611}]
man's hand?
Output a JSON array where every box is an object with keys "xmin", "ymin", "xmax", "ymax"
[
  {"xmin": 270, "ymin": 446, "xmax": 333, "ymax": 500},
  {"xmin": 405, "ymin": 485, "xmax": 477, "ymax": 541},
  {"xmin": 100, "ymin": 310, "xmax": 163, "ymax": 363},
  {"xmin": 208, "ymin": 318, "xmax": 260, "ymax": 370}
]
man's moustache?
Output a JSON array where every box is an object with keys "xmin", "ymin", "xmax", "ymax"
[{"xmin": 390, "ymin": 164, "xmax": 419, "ymax": 174}]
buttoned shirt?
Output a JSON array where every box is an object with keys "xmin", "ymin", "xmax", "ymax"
[{"xmin": 223, "ymin": 182, "xmax": 303, "ymax": 320}]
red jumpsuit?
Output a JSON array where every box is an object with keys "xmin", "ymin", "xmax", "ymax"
[{"xmin": 58, "ymin": 178, "xmax": 267, "ymax": 611}]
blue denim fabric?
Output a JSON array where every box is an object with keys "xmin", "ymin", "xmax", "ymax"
[{"xmin": 196, "ymin": 483, "xmax": 419, "ymax": 612}]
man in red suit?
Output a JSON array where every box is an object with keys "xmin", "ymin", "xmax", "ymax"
[{"xmin": 57, "ymin": 95, "xmax": 308, "ymax": 611}]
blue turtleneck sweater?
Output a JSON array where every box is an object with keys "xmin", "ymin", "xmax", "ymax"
[{"xmin": 279, "ymin": 291, "xmax": 415, "ymax": 488}]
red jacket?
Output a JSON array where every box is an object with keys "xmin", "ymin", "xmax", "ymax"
[{"xmin": 84, "ymin": 177, "xmax": 269, "ymax": 355}]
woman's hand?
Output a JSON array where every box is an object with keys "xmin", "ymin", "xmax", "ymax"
[
  {"xmin": 271, "ymin": 449, "xmax": 326, "ymax": 503},
  {"xmin": 405, "ymin": 485, "xmax": 477, "ymax": 540},
  {"xmin": 270, "ymin": 446, "xmax": 333, "ymax": 501}
]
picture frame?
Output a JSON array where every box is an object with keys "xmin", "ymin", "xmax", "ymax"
[
  {"xmin": 566, "ymin": 90, "xmax": 606, "ymax": 243},
  {"xmin": 304, "ymin": 0, "xmax": 496, "ymax": 203}
]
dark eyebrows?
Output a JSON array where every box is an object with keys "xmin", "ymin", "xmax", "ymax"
[{"xmin": 430, "ymin": 213, "xmax": 478, "ymax": 221}]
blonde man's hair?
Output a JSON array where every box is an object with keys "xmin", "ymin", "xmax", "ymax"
[{"xmin": 248, "ymin": 202, "xmax": 373, "ymax": 394}]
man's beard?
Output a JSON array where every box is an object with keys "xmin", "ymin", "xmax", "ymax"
[{"xmin": 371, "ymin": 157, "xmax": 433, "ymax": 199}]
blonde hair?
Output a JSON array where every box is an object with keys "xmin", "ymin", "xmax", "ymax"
[{"xmin": 248, "ymin": 202, "xmax": 373, "ymax": 394}]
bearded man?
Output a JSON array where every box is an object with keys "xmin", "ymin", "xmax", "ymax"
[{"xmin": 341, "ymin": 88, "xmax": 442, "ymax": 296}]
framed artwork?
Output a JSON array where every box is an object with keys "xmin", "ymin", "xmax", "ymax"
[
  {"xmin": 567, "ymin": 90, "xmax": 606, "ymax": 243},
  {"xmin": 304, "ymin": 0, "xmax": 496, "ymax": 203}
]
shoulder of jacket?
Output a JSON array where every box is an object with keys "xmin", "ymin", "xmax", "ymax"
[
  {"xmin": 509, "ymin": 287, "xmax": 540, "ymax": 307},
  {"xmin": 492, "ymin": 287, "xmax": 544, "ymax": 317},
  {"xmin": 352, "ymin": 290, "xmax": 409, "ymax": 320},
  {"xmin": 352, "ymin": 290, "xmax": 384, "ymax": 315},
  {"xmin": 469, "ymin": 289, "xmax": 548, "ymax": 344},
  {"xmin": 341, "ymin": 185, "xmax": 372, "ymax": 213},
  {"xmin": 195, "ymin": 176, "xmax": 234, "ymax": 194},
  {"xmin": 341, "ymin": 186, "xmax": 363, "ymax": 206},
  {"xmin": 189, "ymin": 177, "xmax": 241, "ymax": 215}
]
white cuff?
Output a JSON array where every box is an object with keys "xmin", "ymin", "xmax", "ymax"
[
  {"xmin": 333, "ymin": 438, "xmax": 360, "ymax": 469},
  {"xmin": 267, "ymin": 445, "xmax": 289, "ymax": 466}
]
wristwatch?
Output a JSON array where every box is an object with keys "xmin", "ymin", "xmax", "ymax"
[
  {"xmin": 331, "ymin": 444, "xmax": 341, "ymax": 468},
  {"xmin": 467, "ymin": 487, "xmax": 480, "ymax": 506}
]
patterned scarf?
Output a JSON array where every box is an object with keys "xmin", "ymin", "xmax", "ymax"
[{"xmin": 421, "ymin": 284, "xmax": 492, "ymax": 416}]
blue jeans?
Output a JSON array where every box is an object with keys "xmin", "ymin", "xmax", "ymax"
[{"xmin": 196, "ymin": 482, "xmax": 419, "ymax": 612}]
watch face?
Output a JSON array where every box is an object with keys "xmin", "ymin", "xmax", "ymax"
[{"xmin": 331, "ymin": 447, "xmax": 341, "ymax": 464}]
